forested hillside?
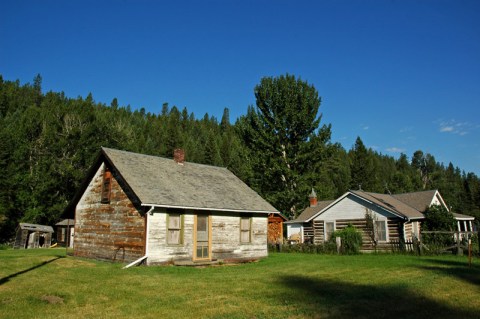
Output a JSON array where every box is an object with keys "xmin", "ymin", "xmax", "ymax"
[{"xmin": 0, "ymin": 74, "xmax": 479, "ymax": 242}]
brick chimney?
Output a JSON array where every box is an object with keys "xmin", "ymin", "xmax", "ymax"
[
  {"xmin": 173, "ymin": 148, "xmax": 185, "ymax": 165},
  {"xmin": 309, "ymin": 188, "xmax": 317, "ymax": 207}
]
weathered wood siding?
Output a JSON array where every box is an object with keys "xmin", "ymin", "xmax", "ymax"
[
  {"xmin": 74, "ymin": 163, "xmax": 145, "ymax": 263},
  {"xmin": 303, "ymin": 222, "xmax": 314, "ymax": 243},
  {"xmin": 404, "ymin": 221, "xmax": 421, "ymax": 241},
  {"xmin": 212, "ymin": 213, "xmax": 267, "ymax": 262},
  {"xmin": 146, "ymin": 208, "xmax": 194, "ymax": 264},
  {"xmin": 14, "ymin": 229, "xmax": 52, "ymax": 249},
  {"xmin": 146, "ymin": 209, "xmax": 268, "ymax": 264}
]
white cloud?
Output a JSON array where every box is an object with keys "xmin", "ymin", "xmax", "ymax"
[
  {"xmin": 437, "ymin": 119, "xmax": 475, "ymax": 136},
  {"xmin": 363, "ymin": 126, "xmax": 369, "ymax": 130},
  {"xmin": 386, "ymin": 147, "xmax": 405, "ymax": 153}
]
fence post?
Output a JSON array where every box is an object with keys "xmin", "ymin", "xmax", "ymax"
[
  {"xmin": 456, "ymin": 232, "xmax": 463, "ymax": 256},
  {"xmin": 468, "ymin": 238, "xmax": 472, "ymax": 268},
  {"xmin": 336, "ymin": 237, "xmax": 342, "ymax": 254}
]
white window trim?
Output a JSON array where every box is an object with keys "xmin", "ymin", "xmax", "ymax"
[
  {"xmin": 375, "ymin": 219, "xmax": 388, "ymax": 242},
  {"xmin": 324, "ymin": 221, "xmax": 336, "ymax": 242},
  {"xmin": 240, "ymin": 216, "xmax": 252, "ymax": 244}
]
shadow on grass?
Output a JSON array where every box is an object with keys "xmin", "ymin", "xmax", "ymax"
[
  {"xmin": 279, "ymin": 275, "xmax": 477, "ymax": 319},
  {"xmin": 0, "ymin": 256, "xmax": 64, "ymax": 286},
  {"xmin": 414, "ymin": 258, "xmax": 480, "ymax": 286}
]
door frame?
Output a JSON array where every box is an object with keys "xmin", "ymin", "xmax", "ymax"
[{"xmin": 193, "ymin": 213, "xmax": 212, "ymax": 261}]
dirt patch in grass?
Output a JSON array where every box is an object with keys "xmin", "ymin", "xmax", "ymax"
[{"xmin": 40, "ymin": 295, "xmax": 64, "ymax": 304}]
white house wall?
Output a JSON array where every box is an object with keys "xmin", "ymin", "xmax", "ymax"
[
  {"xmin": 313, "ymin": 194, "xmax": 397, "ymax": 221},
  {"xmin": 146, "ymin": 209, "xmax": 268, "ymax": 264}
]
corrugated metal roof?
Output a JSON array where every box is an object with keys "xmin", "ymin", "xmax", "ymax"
[{"xmin": 102, "ymin": 148, "xmax": 279, "ymax": 214}]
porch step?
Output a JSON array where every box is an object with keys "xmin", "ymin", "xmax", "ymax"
[{"xmin": 173, "ymin": 259, "xmax": 222, "ymax": 267}]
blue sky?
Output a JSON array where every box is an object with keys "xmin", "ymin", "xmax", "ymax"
[{"xmin": 1, "ymin": 0, "xmax": 479, "ymax": 174}]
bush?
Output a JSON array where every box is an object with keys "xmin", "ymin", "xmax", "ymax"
[
  {"xmin": 423, "ymin": 205, "xmax": 456, "ymax": 231},
  {"xmin": 271, "ymin": 242, "xmax": 337, "ymax": 254},
  {"xmin": 330, "ymin": 224, "xmax": 363, "ymax": 255}
]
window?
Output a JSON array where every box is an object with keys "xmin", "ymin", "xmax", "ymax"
[
  {"xmin": 412, "ymin": 221, "xmax": 419, "ymax": 239},
  {"xmin": 240, "ymin": 216, "xmax": 251, "ymax": 243},
  {"xmin": 325, "ymin": 222, "xmax": 335, "ymax": 241},
  {"xmin": 375, "ymin": 220, "xmax": 387, "ymax": 242},
  {"xmin": 167, "ymin": 212, "xmax": 183, "ymax": 245},
  {"xmin": 101, "ymin": 167, "xmax": 112, "ymax": 204},
  {"xmin": 195, "ymin": 215, "xmax": 209, "ymax": 259},
  {"xmin": 57, "ymin": 228, "xmax": 66, "ymax": 242}
]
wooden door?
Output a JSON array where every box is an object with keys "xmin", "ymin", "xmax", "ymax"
[{"xmin": 194, "ymin": 214, "xmax": 211, "ymax": 261}]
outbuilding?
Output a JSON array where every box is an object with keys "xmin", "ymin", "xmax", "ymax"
[
  {"xmin": 55, "ymin": 219, "xmax": 75, "ymax": 248},
  {"xmin": 13, "ymin": 223, "xmax": 54, "ymax": 249}
]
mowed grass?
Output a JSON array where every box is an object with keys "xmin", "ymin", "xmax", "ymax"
[{"xmin": 0, "ymin": 249, "xmax": 479, "ymax": 319}]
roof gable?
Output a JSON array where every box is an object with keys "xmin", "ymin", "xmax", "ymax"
[
  {"xmin": 287, "ymin": 200, "xmax": 335, "ymax": 223},
  {"xmin": 392, "ymin": 190, "xmax": 446, "ymax": 212}
]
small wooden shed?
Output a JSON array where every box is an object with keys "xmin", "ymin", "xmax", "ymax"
[
  {"xmin": 55, "ymin": 219, "xmax": 75, "ymax": 247},
  {"xmin": 268, "ymin": 213, "xmax": 287, "ymax": 244},
  {"xmin": 13, "ymin": 223, "xmax": 54, "ymax": 249}
]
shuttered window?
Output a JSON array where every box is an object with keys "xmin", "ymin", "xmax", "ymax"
[
  {"xmin": 375, "ymin": 220, "xmax": 387, "ymax": 242},
  {"xmin": 167, "ymin": 212, "xmax": 183, "ymax": 245},
  {"xmin": 240, "ymin": 216, "xmax": 251, "ymax": 243},
  {"xmin": 101, "ymin": 168, "xmax": 112, "ymax": 204}
]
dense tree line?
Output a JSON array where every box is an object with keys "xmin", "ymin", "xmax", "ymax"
[{"xmin": 0, "ymin": 74, "xmax": 479, "ymax": 242}]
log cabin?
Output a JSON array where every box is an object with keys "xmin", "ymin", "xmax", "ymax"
[
  {"xmin": 66, "ymin": 147, "xmax": 279, "ymax": 265},
  {"xmin": 286, "ymin": 189, "xmax": 474, "ymax": 251}
]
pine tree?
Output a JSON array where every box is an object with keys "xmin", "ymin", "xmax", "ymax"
[{"xmin": 240, "ymin": 74, "xmax": 331, "ymax": 217}]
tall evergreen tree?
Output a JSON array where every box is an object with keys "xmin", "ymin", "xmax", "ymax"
[
  {"xmin": 240, "ymin": 74, "xmax": 331, "ymax": 217},
  {"xmin": 349, "ymin": 137, "xmax": 375, "ymax": 191}
]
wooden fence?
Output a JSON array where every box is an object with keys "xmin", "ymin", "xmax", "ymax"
[
  {"xmin": 420, "ymin": 231, "xmax": 478, "ymax": 255},
  {"xmin": 389, "ymin": 231, "xmax": 478, "ymax": 255}
]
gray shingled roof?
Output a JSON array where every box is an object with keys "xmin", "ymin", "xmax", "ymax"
[
  {"xmin": 102, "ymin": 148, "xmax": 278, "ymax": 213},
  {"xmin": 290, "ymin": 189, "xmax": 475, "ymax": 224},
  {"xmin": 351, "ymin": 191, "xmax": 425, "ymax": 219},
  {"xmin": 285, "ymin": 200, "xmax": 334, "ymax": 223},
  {"xmin": 393, "ymin": 190, "xmax": 438, "ymax": 212}
]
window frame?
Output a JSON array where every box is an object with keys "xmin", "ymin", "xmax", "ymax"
[
  {"xmin": 375, "ymin": 220, "xmax": 387, "ymax": 242},
  {"xmin": 324, "ymin": 221, "xmax": 336, "ymax": 242},
  {"xmin": 240, "ymin": 215, "xmax": 252, "ymax": 244},
  {"xmin": 166, "ymin": 210, "xmax": 184, "ymax": 245}
]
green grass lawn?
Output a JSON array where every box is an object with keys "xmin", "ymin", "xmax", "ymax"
[{"xmin": 0, "ymin": 249, "xmax": 479, "ymax": 319}]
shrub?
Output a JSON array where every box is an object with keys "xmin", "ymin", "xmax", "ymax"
[
  {"xmin": 272, "ymin": 242, "xmax": 337, "ymax": 254},
  {"xmin": 331, "ymin": 224, "xmax": 363, "ymax": 255}
]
